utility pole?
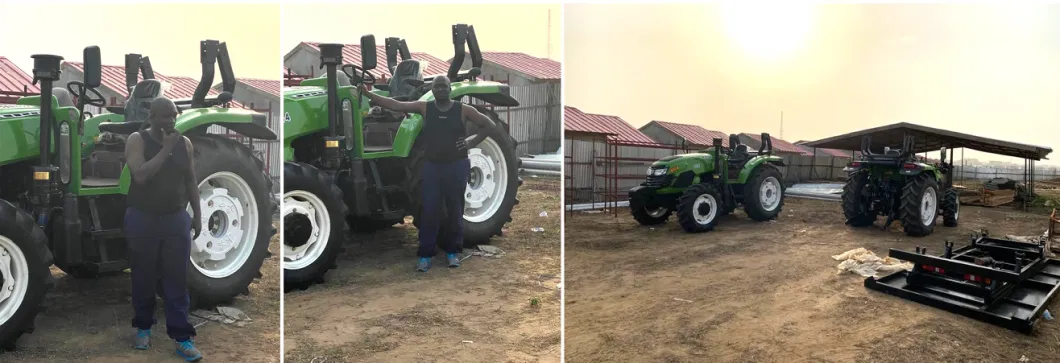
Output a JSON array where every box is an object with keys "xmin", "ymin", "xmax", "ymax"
[
  {"xmin": 780, "ymin": 111, "xmax": 784, "ymax": 140},
  {"xmin": 547, "ymin": 9, "xmax": 552, "ymax": 59}
]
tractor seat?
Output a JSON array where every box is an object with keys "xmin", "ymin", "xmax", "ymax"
[
  {"xmin": 388, "ymin": 59, "xmax": 423, "ymax": 101},
  {"xmin": 98, "ymin": 121, "xmax": 144, "ymax": 135},
  {"xmin": 730, "ymin": 144, "xmax": 751, "ymax": 161},
  {"xmin": 124, "ymin": 79, "xmax": 164, "ymax": 123},
  {"xmin": 53, "ymin": 87, "xmax": 75, "ymax": 108}
]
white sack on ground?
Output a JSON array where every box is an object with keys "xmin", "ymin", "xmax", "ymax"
[{"xmin": 832, "ymin": 247, "xmax": 913, "ymax": 278}]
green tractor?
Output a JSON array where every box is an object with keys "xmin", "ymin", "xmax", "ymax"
[
  {"xmin": 282, "ymin": 24, "xmax": 521, "ymax": 290},
  {"xmin": 841, "ymin": 135, "xmax": 959, "ymax": 236},
  {"xmin": 0, "ymin": 41, "xmax": 277, "ymax": 349},
  {"xmin": 629, "ymin": 134, "xmax": 787, "ymax": 232}
]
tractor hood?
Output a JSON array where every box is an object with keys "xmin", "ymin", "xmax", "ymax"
[
  {"xmin": 0, "ymin": 104, "xmax": 46, "ymax": 165},
  {"xmin": 652, "ymin": 152, "xmax": 714, "ymax": 172}
]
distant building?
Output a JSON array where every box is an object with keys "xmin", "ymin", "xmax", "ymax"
[{"xmin": 638, "ymin": 120, "xmax": 729, "ymax": 149}]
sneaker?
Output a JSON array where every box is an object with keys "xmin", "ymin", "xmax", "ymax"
[
  {"xmin": 446, "ymin": 253, "xmax": 461, "ymax": 268},
  {"xmin": 175, "ymin": 339, "xmax": 203, "ymax": 362},
  {"xmin": 134, "ymin": 329, "xmax": 151, "ymax": 350},
  {"xmin": 416, "ymin": 257, "xmax": 431, "ymax": 272}
]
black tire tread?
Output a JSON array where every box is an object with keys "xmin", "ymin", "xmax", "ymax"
[
  {"xmin": 283, "ymin": 162, "xmax": 348, "ymax": 292},
  {"xmin": 0, "ymin": 199, "xmax": 54, "ymax": 351},
  {"xmin": 629, "ymin": 198, "xmax": 671, "ymax": 226},
  {"xmin": 900, "ymin": 173, "xmax": 939, "ymax": 237},
  {"xmin": 942, "ymin": 188, "xmax": 959, "ymax": 227},
  {"xmin": 676, "ymin": 183, "xmax": 722, "ymax": 233},
  {"xmin": 842, "ymin": 170, "xmax": 877, "ymax": 227},
  {"xmin": 742, "ymin": 165, "xmax": 785, "ymax": 221}
]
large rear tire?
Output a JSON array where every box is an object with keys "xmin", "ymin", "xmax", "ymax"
[
  {"xmin": 186, "ymin": 135, "xmax": 274, "ymax": 306},
  {"xmin": 941, "ymin": 188, "xmax": 959, "ymax": 227},
  {"xmin": 283, "ymin": 162, "xmax": 348, "ymax": 291},
  {"xmin": 900, "ymin": 173, "xmax": 939, "ymax": 237},
  {"xmin": 676, "ymin": 183, "xmax": 722, "ymax": 233},
  {"xmin": 842, "ymin": 170, "xmax": 876, "ymax": 227},
  {"xmin": 743, "ymin": 165, "xmax": 784, "ymax": 221},
  {"xmin": 0, "ymin": 199, "xmax": 53, "ymax": 351}
]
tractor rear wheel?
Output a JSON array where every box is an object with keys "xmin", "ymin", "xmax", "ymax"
[
  {"xmin": 900, "ymin": 173, "xmax": 939, "ymax": 237},
  {"xmin": 283, "ymin": 162, "xmax": 347, "ymax": 291},
  {"xmin": 629, "ymin": 198, "xmax": 671, "ymax": 225},
  {"xmin": 941, "ymin": 188, "xmax": 960, "ymax": 227},
  {"xmin": 842, "ymin": 170, "xmax": 876, "ymax": 227},
  {"xmin": 743, "ymin": 165, "xmax": 784, "ymax": 221},
  {"xmin": 186, "ymin": 135, "xmax": 274, "ymax": 305},
  {"xmin": 676, "ymin": 183, "xmax": 722, "ymax": 233},
  {"xmin": 0, "ymin": 199, "xmax": 53, "ymax": 351}
]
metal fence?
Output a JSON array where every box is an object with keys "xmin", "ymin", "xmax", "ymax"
[{"xmin": 565, "ymin": 136, "xmax": 691, "ymax": 215}]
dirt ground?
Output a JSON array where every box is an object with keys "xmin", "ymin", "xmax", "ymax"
[
  {"xmin": 565, "ymin": 199, "xmax": 1060, "ymax": 363},
  {"xmin": 3, "ymin": 226, "xmax": 281, "ymax": 363},
  {"xmin": 284, "ymin": 177, "xmax": 562, "ymax": 363}
]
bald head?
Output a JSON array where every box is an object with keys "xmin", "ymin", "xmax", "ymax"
[
  {"xmin": 430, "ymin": 76, "xmax": 452, "ymax": 103},
  {"xmin": 148, "ymin": 97, "xmax": 178, "ymax": 131}
]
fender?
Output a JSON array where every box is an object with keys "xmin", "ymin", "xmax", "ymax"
[
  {"xmin": 736, "ymin": 155, "xmax": 785, "ymax": 184},
  {"xmin": 178, "ymin": 107, "xmax": 277, "ymax": 140}
]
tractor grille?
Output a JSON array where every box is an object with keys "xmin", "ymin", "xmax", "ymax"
[{"xmin": 643, "ymin": 174, "xmax": 674, "ymax": 188}]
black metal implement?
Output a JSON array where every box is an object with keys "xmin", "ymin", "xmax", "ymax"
[{"xmin": 865, "ymin": 230, "xmax": 1060, "ymax": 334}]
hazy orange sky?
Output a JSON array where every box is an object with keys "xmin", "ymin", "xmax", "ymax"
[
  {"xmin": 1, "ymin": 3, "xmax": 279, "ymax": 80},
  {"xmin": 283, "ymin": 4, "xmax": 560, "ymax": 61},
  {"xmin": 565, "ymin": 4, "xmax": 1060, "ymax": 165}
]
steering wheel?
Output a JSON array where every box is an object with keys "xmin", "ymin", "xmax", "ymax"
[
  {"xmin": 341, "ymin": 64, "xmax": 376, "ymax": 85},
  {"xmin": 66, "ymin": 81, "xmax": 106, "ymax": 108}
]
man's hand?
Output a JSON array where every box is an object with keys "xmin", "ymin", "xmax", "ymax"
[
  {"xmin": 162, "ymin": 130, "xmax": 182, "ymax": 151},
  {"xmin": 191, "ymin": 214, "xmax": 202, "ymax": 240},
  {"xmin": 456, "ymin": 137, "xmax": 470, "ymax": 152}
]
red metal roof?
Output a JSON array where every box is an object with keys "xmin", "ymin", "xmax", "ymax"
[
  {"xmin": 66, "ymin": 62, "xmax": 242, "ymax": 107},
  {"xmin": 480, "ymin": 52, "xmax": 560, "ymax": 81},
  {"xmin": 643, "ymin": 120, "xmax": 729, "ymax": 148},
  {"xmin": 300, "ymin": 42, "xmax": 450, "ymax": 79},
  {"xmin": 564, "ymin": 106, "xmax": 655, "ymax": 144},
  {"xmin": 0, "ymin": 56, "xmax": 39, "ymax": 96},
  {"xmin": 234, "ymin": 78, "xmax": 281, "ymax": 96},
  {"xmin": 741, "ymin": 133, "xmax": 810, "ymax": 155}
]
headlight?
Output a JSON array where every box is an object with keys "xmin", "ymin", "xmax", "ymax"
[
  {"xmin": 646, "ymin": 168, "xmax": 653, "ymax": 176},
  {"xmin": 653, "ymin": 168, "xmax": 667, "ymax": 176}
]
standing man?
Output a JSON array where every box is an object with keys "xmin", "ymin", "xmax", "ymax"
[
  {"xmin": 360, "ymin": 76, "xmax": 498, "ymax": 272},
  {"xmin": 123, "ymin": 97, "xmax": 204, "ymax": 362}
]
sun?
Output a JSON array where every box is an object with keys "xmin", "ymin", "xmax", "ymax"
[{"xmin": 720, "ymin": 3, "xmax": 814, "ymax": 60}]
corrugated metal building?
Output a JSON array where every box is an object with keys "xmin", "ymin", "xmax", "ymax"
[
  {"xmin": 284, "ymin": 42, "xmax": 450, "ymax": 79},
  {"xmin": 454, "ymin": 52, "xmax": 561, "ymax": 156},
  {"xmin": 564, "ymin": 106, "xmax": 686, "ymax": 204},
  {"xmin": 639, "ymin": 120, "xmax": 729, "ymax": 149},
  {"xmin": 213, "ymin": 78, "xmax": 282, "ymax": 183},
  {"xmin": 0, "ymin": 56, "xmax": 38, "ymax": 104},
  {"xmin": 737, "ymin": 133, "xmax": 810, "ymax": 157}
]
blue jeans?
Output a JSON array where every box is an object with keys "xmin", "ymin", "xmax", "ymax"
[
  {"xmin": 124, "ymin": 207, "xmax": 196, "ymax": 341},
  {"xmin": 418, "ymin": 158, "xmax": 471, "ymax": 257}
]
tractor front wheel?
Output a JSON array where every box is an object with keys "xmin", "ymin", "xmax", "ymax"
[
  {"xmin": 676, "ymin": 183, "xmax": 722, "ymax": 233},
  {"xmin": 629, "ymin": 198, "xmax": 671, "ymax": 226},
  {"xmin": 283, "ymin": 162, "xmax": 348, "ymax": 291},
  {"xmin": 900, "ymin": 173, "xmax": 939, "ymax": 237},
  {"xmin": 0, "ymin": 199, "xmax": 53, "ymax": 350},
  {"xmin": 941, "ymin": 188, "xmax": 960, "ymax": 227}
]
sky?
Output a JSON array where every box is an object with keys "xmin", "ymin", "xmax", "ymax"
[
  {"xmin": 282, "ymin": 4, "xmax": 561, "ymax": 61},
  {"xmin": 1, "ymin": 3, "xmax": 280, "ymax": 81},
  {"xmin": 565, "ymin": 4, "xmax": 1060, "ymax": 165}
]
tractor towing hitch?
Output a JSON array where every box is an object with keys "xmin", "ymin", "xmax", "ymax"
[{"xmin": 865, "ymin": 229, "xmax": 1060, "ymax": 334}]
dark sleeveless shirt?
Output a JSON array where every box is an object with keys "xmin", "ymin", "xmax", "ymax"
[
  {"xmin": 422, "ymin": 101, "xmax": 468, "ymax": 163},
  {"xmin": 126, "ymin": 130, "xmax": 190, "ymax": 214}
]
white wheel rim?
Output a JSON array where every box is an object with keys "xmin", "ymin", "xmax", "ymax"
[
  {"xmin": 188, "ymin": 172, "xmax": 259, "ymax": 279},
  {"xmin": 0, "ymin": 235, "xmax": 29, "ymax": 325},
  {"xmin": 465, "ymin": 137, "xmax": 508, "ymax": 223},
  {"xmin": 760, "ymin": 176, "xmax": 781, "ymax": 211},
  {"xmin": 647, "ymin": 207, "xmax": 668, "ymax": 218},
  {"xmin": 954, "ymin": 198, "xmax": 960, "ymax": 219},
  {"xmin": 283, "ymin": 190, "xmax": 331, "ymax": 270},
  {"xmin": 692, "ymin": 194, "xmax": 718, "ymax": 225},
  {"xmin": 921, "ymin": 187, "xmax": 937, "ymax": 225}
]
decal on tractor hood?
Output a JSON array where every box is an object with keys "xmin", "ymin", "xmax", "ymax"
[{"xmin": 284, "ymin": 112, "xmax": 291, "ymax": 123}]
